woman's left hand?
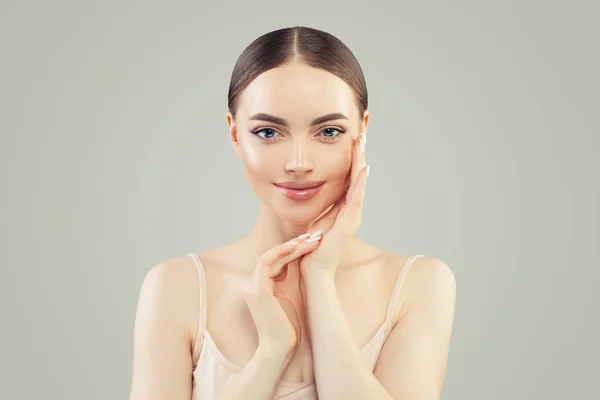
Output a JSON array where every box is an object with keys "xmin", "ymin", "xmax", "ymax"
[{"xmin": 299, "ymin": 131, "xmax": 369, "ymax": 278}]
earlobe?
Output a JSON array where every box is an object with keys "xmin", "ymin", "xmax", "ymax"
[{"xmin": 226, "ymin": 111, "xmax": 242, "ymax": 158}]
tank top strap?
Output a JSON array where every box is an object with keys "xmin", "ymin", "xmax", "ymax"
[
  {"xmin": 188, "ymin": 253, "xmax": 207, "ymax": 366},
  {"xmin": 384, "ymin": 254, "xmax": 426, "ymax": 326}
]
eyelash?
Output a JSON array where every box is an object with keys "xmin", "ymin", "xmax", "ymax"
[{"xmin": 251, "ymin": 127, "xmax": 346, "ymax": 142}]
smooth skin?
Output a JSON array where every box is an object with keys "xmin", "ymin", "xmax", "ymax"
[{"xmin": 129, "ymin": 60, "xmax": 456, "ymax": 400}]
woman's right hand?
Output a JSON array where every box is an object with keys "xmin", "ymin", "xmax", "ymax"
[{"xmin": 240, "ymin": 231, "xmax": 323, "ymax": 362}]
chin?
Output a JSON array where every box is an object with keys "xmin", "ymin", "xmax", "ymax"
[
  {"xmin": 274, "ymin": 206, "xmax": 324, "ymax": 226},
  {"xmin": 269, "ymin": 190, "xmax": 341, "ymax": 226}
]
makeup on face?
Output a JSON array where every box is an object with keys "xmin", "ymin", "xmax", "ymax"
[
  {"xmin": 233, "ymin": 62, "xmax": 363, "ymax": 221},
  {"xmin": 273, "ymin": 180, "xmax": 326, "ymax": 201}
]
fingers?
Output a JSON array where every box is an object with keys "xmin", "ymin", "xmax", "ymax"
[
  {"xmin": 257, "ymin": 240, "xmax": 301, "ymax": 269},
  {"xmin": 332, "ymin": 164, "xmax": 368, "ymax": 240},
  {"xmin": 348, "ymin": 165, "xmax": 368, "ymax": 210},
  {"xmin": 313, "ymin": 196, "xmax": 345, "ymax": 232},
  {"xmin": 348, "ymin": 132, "xmax": 367, "ymax": 201},
  {"xmin": 247, "ymin": 231, "xmax": 324, "ymax": 288},
  {"xmin": 333, "ymin": 165, "xmax": 367, "ymax": 235},
  {"xmin": 242, "ymin": 235, "xmax": 327, "ymax": 352},
  {"xmin": 268, "ymin": 231, "xmax": 324, "ymax": 278},
  {"xmin": 307, "ymin": 133, "xmax": 368, "ymax": 238}
]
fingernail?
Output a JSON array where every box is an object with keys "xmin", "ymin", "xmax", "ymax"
[
  {"xmin": 297, "ymin": 233, "xmax": 311, "ymax": 239},
  {"xmin": 307, "ymin": 235, "xmax": 322, "ymax": 242},
  {"xmin": 366, "ymin": 164, "xmax": 370, "ymax": 178},
  {"xmin": 309, "ymin": 229, "xmax": 323, "ymax": 238},
  {"xmin": 284, "ymin": 240, "xmax": 299, "ymax": 245}
]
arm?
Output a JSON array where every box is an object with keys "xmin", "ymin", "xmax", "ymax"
[
  {"xmin": 130, "ymin": 239, "xmax": 320, "ymax": 400},
  {"xmin": 128, "ymin": 262, "xmax": 295, "ymax": 400},
  {"xmin": 302, "ymin": 257, "xmax": 456, "ymax": 400},
  {"xmin": 373, "ymin": 258, "xmax": 456, "ymax": 399},
  {"xmin": 129, "ymin": 262, "xmax": 195, "ymax": 400},
  {"xmin": 214, "ymin": 343, "xmax": 291, "ymax": 399}
]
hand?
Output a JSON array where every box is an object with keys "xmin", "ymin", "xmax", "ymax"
[
  {"xmin": 300, "ymin": 131, "xmax": 369, "ymax": 277},
  {"xmin": 240, "ymin": 232, "xmax": 324, "ymax": 362}
]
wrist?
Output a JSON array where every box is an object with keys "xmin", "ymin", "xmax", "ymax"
[
  {"xmin": 300, "ymin": 265, "xmax": 336, "ymax": 283},
  {"xmin": 300, "ymin": 268, "xmax": 337, "ymax": 302},
  {"xmin": 256, "ymin": 341, "xmax": 295, "ymax": 365}
]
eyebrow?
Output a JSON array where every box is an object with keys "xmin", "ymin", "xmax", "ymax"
[{"xmin": 248, "ymin": 112, "xmax": 348, "ymax": 127}]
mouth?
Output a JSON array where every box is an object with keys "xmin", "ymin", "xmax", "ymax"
[{"xmin": 273, "ymin": 181, "xmax": 326, "ymax": 201}]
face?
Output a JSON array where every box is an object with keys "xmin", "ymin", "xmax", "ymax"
[{"xmin": 226, "ymin": 61, "xmax": 369, "ymax": 225}]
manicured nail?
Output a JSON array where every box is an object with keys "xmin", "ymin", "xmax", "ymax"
[
  {"xmin": 284, "ymin": 240, "xmax": 299, "ymax": 245},
  {"xmin": 297, "ymin": 233, "xmax": 311, "ymax": 239},
  {"xmin": 309, "ymin": 229, "xmax": 323, "ymax": 238},
  {"xmin": 307, "ymin": 235, "xmax": 322, "ymax": 242},
  {"xmin": 366, "ymin": 165, "xmax": 370, "ymax": 178}
]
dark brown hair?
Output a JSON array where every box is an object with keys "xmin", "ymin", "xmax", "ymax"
[{"xmin": 227, "ymin": 26, "xmax": 368, "ymax": 118}]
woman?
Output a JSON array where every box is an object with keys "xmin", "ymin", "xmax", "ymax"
[{"xmin": 129, "ymin": 26, "xmax": 456, "ymax": 400}]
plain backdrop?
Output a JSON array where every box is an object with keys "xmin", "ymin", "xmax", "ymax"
[{"xmin": 1, "ymin": 1, "xmax": 598, "ymax": 399}]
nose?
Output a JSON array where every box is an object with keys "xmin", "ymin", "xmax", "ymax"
[{"xmin": 285, "ymin": 137, "xmax": 313, "ymax": 175}]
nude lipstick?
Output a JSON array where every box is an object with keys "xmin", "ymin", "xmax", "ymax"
[{"xmin": 273, "ymin": 181, "xmax": 325, "ymax": 201}]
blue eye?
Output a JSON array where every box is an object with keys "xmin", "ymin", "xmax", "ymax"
[
  {"xmin": 251, "ymin": 126, "xmax": 345, "ymax": 142},
  {"xmin": 319, "ymin": 127, "xmax": 345, "ymax": 141},
  {"xmin": 252, "ymin": 128, "xmax": 281, "ymax": 141}
]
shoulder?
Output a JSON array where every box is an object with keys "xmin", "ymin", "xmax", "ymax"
[
  {"xmin": 381, "ymin": 252, "xmax": 456, "ymax": 322},
  {"xmin": 401, "ymin": 255, "xmax": 457, "ymax": 318},
  {"xmin": 139, "ymin": 254, "xmax": 199, "ymax": 303},
  {"xmin": 130, "ymin": 255, "xmax": 201, "ymax": 398},
  {"xmin": 371, "ymin": 255, "xmax": 456, "ymax": 396},
  {"xmin": 354, "ymin": 243, "xmax": 456, "ymax": 294},
  {"xmin": 406, "ymin": 256, "xmax": 456, "ymax": 296},
  {"xmin": 383, "ymin": 252, "xmax": 455, "ymax": 292},
  {"xmin": 135, "ymin": 254, "xmax": 200, "ymax": 342}
]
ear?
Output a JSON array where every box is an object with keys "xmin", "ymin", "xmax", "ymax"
[
  {"xmin": 361, "ymin": 109, "xmax": 370, "ymax": 133},
  {"xmin": 226, "ymin": 111, "xmax": 242, "ymax": 158}
]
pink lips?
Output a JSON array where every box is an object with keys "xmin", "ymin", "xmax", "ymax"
[{"xmin": 273, "ymin": 181, "xmax": 325, "ymax": 201}]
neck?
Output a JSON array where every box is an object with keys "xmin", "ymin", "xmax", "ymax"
[
  {"xmin": 236, "ymin": 202, "xmax": 365, "ymax": 271},
  {"xmin": 242, "ymin": 202, "xmax": 315, "ymax": 256}
]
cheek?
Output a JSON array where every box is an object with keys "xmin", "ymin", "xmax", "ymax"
[
  {"xmin": 320, "ymin": 146, "xmax": 352, "ymax": 181},
  {"xmin": 238, "ymin": 135, "xmax": 278, "ymax": 180}
]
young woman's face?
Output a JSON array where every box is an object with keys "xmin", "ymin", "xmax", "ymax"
[{"xmin": 227, "ymin": 61, "xmax": 369, "ymax": 225}]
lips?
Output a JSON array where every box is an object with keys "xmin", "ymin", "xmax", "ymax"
[
  {"xmin": 274, "ymin": 181, "xmax": 325, "ymax": 190},
  {"xmin": 273, "ymin": 181, "xmax": 325, "ymax": 201}
]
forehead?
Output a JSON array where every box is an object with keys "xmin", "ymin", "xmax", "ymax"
[{"xmin": 236, "ymin": 61, "xmax": 359, "ymax": 123}]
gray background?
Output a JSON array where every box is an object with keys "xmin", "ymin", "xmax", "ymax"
[{"xmin": 1, "ymin": 0, "xmax": 598, "ymax": 399}]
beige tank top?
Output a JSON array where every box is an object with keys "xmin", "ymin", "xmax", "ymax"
[{"xmin": 188, "ymin": 253, "xmax": 424, "ymax": 399}]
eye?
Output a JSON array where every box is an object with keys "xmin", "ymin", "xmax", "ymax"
[
  {"xmin": 251, "ymin": 126, "xmax": 346, "ymax": 142},
  {"xmin": 318, "ymin": 127, "xmax": 345, "ymax": 141},
  {"xmin": 251, "ymin": 127, "xmax": 282, "ymax": 141}
]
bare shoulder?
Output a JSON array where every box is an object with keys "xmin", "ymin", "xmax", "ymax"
[
  {"xmin": 404, "ymin": 255, "xmax": 456, "ymax": 297},
  {"xmin": 139, "ymin": 254, "xmax": 199, "ymax": 304},
  {"xmin": 378, "ymin": 251, "xmax": 456, "ymax": 322},
  {"xmin": 399, "ymin": 254, "xmax": 457, "ymax": 318},
  {"xmin": 346, "ymin": 241, "xmax": 456, "ymax": 297},
  {"xmin": 380, "ymin": 251, "xmax": 455, "ymax": 291},
  {"xmin": 135, "ymin": 254, "xmax": 200, "ymax": 343},
  {"xmin": 371, "ymin": 253, "xmax": 456, "ymax": 396},
  {"xmin": 129, "ymin": 254, "xmax": 201, "ymax": 399}
]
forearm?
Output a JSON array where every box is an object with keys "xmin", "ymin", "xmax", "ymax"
[
  {"xmin": 215, "ymin": 344, "xmax": 289, "ymax": 400},
  {"xmin": 302, "ymin": 270, "xmax": 394, "ymax": 400}
]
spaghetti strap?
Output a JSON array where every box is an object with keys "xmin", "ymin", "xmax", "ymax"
[
  {"xmin": 188, "ymin": 253, "xmax": 207, "ymax": 366},
  {"xmin": 385, "ymin": 254, "xmax": 426, "ymax": 326}
]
